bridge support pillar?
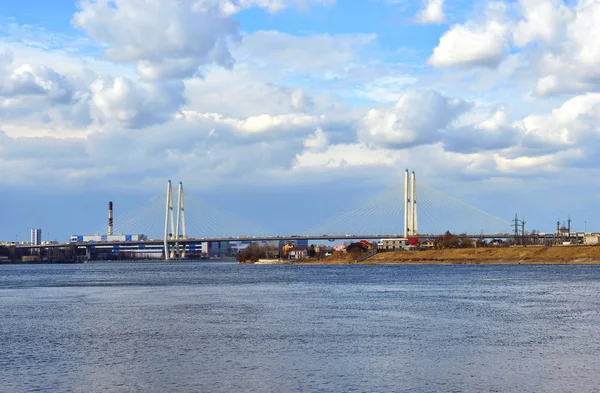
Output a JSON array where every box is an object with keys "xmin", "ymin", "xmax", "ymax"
[
  {"xmin": 164, "ymin": 180, "xmax": 187, "ymax": 260},
  {"xmin": 403, "ymin": 169, "xmax": 418, "ymax": 237}
]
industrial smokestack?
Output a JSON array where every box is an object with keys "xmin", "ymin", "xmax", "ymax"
[{"xmin": 108, "ymin": 201, "xmax": 114, "ymax": 236}]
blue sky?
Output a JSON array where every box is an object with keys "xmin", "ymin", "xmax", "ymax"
[{"xmin": 1, "ymin": 0, "xmax": 600, "ymax": 241}]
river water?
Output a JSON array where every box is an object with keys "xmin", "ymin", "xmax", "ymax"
[{"xmin": 1, "ymin": 262, "xmax": 599, "ymax": 392}]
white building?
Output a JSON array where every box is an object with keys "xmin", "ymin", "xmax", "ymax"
[{"xmin": 30, "ymin": 228, "xmax": 41, "ymax": 246}]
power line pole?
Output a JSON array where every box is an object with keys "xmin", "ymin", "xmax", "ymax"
[{"xmin": 512, "ymin": 214, "xmax": 527, "ymax": 245}]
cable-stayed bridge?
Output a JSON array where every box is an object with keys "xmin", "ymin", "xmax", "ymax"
[
  {"xmin": 105, "ymin": 176, "xmax": 510, "ymax": 240},
  {"xmin": 20, "ymin": 170, "xmax": 513, "ymax": 260},
  {"xmin": 110, "ymin": 178, "xmax": 511, "ymax": 239},
  {"xmin": 70, "ymin": 171, "xmax": 511, "ymax": 259}
]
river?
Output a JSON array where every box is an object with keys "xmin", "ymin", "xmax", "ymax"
[{"xmin": 1, "ymin": 262, "xmax": 599, "ymax": 392}]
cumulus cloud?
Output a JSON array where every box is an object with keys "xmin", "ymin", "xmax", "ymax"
[
  {"xmin": 72, "ymin": 0, "xmax": 338, "ymax": 81},
  {"xmin": 90, "ymin": 76, "xmax": 186, "ymax": 128},
  {"xmin": 303, "ymin": 127, "xmax": 329, "ymax": 152},
  {"xmin": 291, "ymin": 88, "xmax": 314, "ymax": 111},
  {"xmin": 429, "ymin": 2, "xmax": 509, "ymax": 68},
  {"xmin": 0, "ymin": 50, "xmax": 92, "ymax": 130},
  {"xmin": 429, "ymin": 0, "xmax": 600, "ymax": 96},
  {"xmin": 516, "ymin": 93, "xmax": 600, "ymax": 150},
  {"xmin": 0, "ymin": 51, "xmax": 74, "ymax": 102},
  {"xmin": 417, "ymin": 0, "xmax": 445, "ymax": 24},
  {"xmin": 72, "ymin": 0, "xmax": 240, "ymax": 80},
  {"xmin": 1, "ymin": 64, "xmax": 74, "ymax": 103},
  {"xmin": 512, "ymin": 0, "xmax": 572, "ymax": 47},
  {"xmin": 358, "ymin": 90, "xmax": 472, "ymax": 148},
  {"xmin": 443, "ymin": 107, "xmax": 520, "ymax": 153}
]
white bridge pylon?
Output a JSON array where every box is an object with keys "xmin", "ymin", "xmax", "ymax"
[
  {"xmin": 164, "ymin": 180, "xmax": 187, "ymax": 260},
  {"xmin": 404, "ymin": 169, "xmax": 418, "ymax": 237}
]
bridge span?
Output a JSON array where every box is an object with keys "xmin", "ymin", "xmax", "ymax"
[
  {"xmin": 17, "ymin": 233, "xmax": 527, "ymax": 250},
  {"xmin": 15, "ymin": 171, "xmax": 533, "ymax": 260}
]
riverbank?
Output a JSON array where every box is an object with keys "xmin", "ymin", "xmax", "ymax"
[{"xmin": 286, "ymin": 246, "xmax": 600, "ymax": 265}]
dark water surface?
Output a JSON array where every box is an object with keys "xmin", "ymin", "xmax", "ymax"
[{"xmin": 1, "ymin": 262, "xmax": 600, "ymax": 392}]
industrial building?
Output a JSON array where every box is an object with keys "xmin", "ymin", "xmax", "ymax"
[
  {"xmin": 70, "ymin": 234, "xmax": 147, "ymax": 243},
  {"xmin": 209, "ymin": 241, "xmax": 231, "ymax": 257}
]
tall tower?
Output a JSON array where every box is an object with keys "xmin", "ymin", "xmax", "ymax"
[
  {"xmin": 108, "ymin": 201, "xmax": 114, "ymax": 236},
  {"xmin": 404, "ymin": 169, "xmax": 410, "ymax": 237},
  {"xmin": 403, "ymin": 169, "xmax": 418, "ymax": 237},
  {"xmin": 164, "ymin": 180, "xmax": 187, "ymax": 260},
  {"xmin": 412, "ymin": 171, "xmax": 418, "ymax": 235},
  {"xmin": 174, "ymin": 182, "xmax": 187, "ymax": 259},
  {"xmin": 164, "ymin": 180, "xmax": 174, "ymax": 260}
]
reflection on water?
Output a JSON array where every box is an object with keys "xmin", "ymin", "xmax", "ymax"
[{"xmin": 1, "ymin": 262, "xmax": 599, "ymax": 392}]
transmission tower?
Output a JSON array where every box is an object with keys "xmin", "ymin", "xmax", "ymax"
[{"xmin": 513, "ymin": 213, "xmax": 526, "ymax": 245}]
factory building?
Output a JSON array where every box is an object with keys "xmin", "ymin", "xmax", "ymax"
[
  {"xmin": 70, "ymin": 234, "xmax": 147, "ymax": 243},
  {"xmin": 209, "ymin": 241, "xmax": 231, "ymax": 257}
]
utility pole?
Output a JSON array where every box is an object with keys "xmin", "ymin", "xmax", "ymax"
[{"xmin": 521, "ymin": 217, "xmax": 526, "ymax": 245}]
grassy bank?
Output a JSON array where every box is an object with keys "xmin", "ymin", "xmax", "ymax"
[{"xmin": 287, "ymin": 246, "xmax": 600, "ymax": 265}]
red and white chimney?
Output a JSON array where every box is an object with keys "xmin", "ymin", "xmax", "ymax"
[{"xmin": 108, "ymin": 201, "xmax": 113, "ymax": 236}]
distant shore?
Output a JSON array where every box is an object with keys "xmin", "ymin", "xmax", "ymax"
[{"xmin": 252, "ymin": 246, "xmax": 600, "ymax": 265}]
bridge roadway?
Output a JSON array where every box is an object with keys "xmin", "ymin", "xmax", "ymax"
[{"xmin": 18, "ymin": 233, "xmax": 527, "ymax": 250}]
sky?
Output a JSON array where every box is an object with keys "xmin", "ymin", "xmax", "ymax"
[{"xmin": 1, "ymin": 0, "xmax": 600, "ymax": 241}]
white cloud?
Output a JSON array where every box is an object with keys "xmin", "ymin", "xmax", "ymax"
[
  {"xmin": 417, "ymin": 0, "xmax": 445, "ymax": 24},
  {"xmin": 516, "ymin": 93, "xmax": 600, "ymax": 150},
  {"xmin": 72, "ymin": 0, "xmax": 338, "ymax": 81},
  {"xmin": 0, "ymin": 49, "xmax": 92, "ymax": 133},
  {"xmin": 443, "ymin": 106, "xmax": 520, "ymax": 153},
  {"xmin": 72, "ymin": 0, "xmax": 240, "ymax": 80},
  {"xmin": 429, "ymin": 0, "xmax": 600, "ymax": 97},
  {"xmin": 294, "ymin": 142, "xmax": 398, "ymax": 169},
  {"xmin": 90, "ymin": 76, "xmax": 185, "ymax": 128},
  {"xmin": 429, "ymin": 2, "xmax": 510, "ymax": 68},
  {"xmin": 358, "ymin": 89, "xmax": 471, "ymax": 148},
  {"xmin": 303, "ymin": 127, "xmax": 329, "ymax": 152},
  {"xmin": 512, "ymin": 0, "xmax": 572, "ymax": 47}
]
